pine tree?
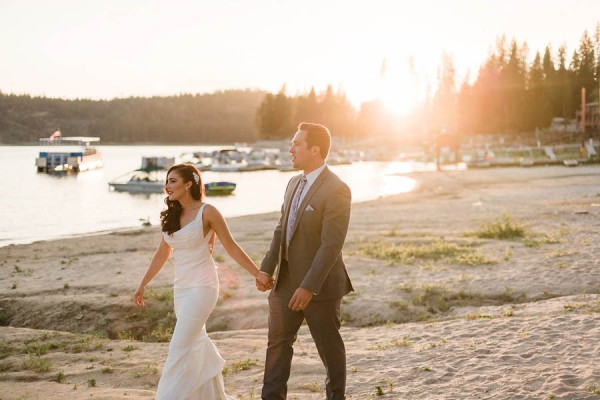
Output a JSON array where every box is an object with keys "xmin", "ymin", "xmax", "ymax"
[
  {"xmin": 433, "ymin": 52, "xmax": 457, "ymax": 134},
  {"xmin": 557, "ymin": 45, "xmax": 575, "ymax": 119},
  {"xmin": 292, "ymin": 87, "xmax": 320, "ymax": 125},
  {"xmin": 576, "ymin": 30, "xmax": 596, "ymax": 102},
  {"xmin": 527, "ymin": 51, "xmax": 546, "ymax": 131},
  {"xmin": 595, "ymin": 23, "xmax": 600, "ymax": 100},
  {"xmin": 542, "ymin": 45, "xmax": 561, "ymax": 119},
  {"xmin": 254, "ymin": 93, "xmax": 276, "ymax": 139},
  {"xmin": 456, "ymin": 73, "xmax": 475, "ymax": 139}
]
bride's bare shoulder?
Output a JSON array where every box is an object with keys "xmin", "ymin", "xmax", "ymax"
[{"xmin": 202, "ymin": 203, "xmax": 223, "ymax": 220}]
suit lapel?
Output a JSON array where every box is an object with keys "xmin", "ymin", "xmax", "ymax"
[{"xmin": 289, "ymin": 167, "xmax": 330, "ymax": 241}]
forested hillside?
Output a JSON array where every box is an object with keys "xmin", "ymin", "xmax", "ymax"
[{"xmin": 0, "ymin": 90, "xmax": 266, "ymax": 144}]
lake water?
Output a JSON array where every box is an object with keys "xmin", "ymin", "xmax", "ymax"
[{"xmin": 0, "ymin": 145, "xmax": 424, "ymax": 247}]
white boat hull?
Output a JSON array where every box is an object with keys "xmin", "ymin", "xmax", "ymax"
[{"xmin": 109, "ymin": 181, "xmax": 164, "ymax": 194}]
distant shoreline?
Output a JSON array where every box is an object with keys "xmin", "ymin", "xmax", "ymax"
[
  {"xmin": 1, "ymin": 142, "xmax": 251, "ymax": 147},
  {"xmin": 0, "ymin": 186, "xmax": 404, "ymax": 248}
]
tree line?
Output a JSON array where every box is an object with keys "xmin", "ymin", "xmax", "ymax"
[
  {"xmin": 255, "ymin": 24, "xmax": 600, "ymax": 144},
  {"xmin": 0, "ymin": 90, "xmax": 265, "ymax": 144},
  {"xmin": 429, "ymin": 24, "xmax": 600, "ymax": 141}
]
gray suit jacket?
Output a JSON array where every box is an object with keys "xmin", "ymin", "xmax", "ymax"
[{"xmin": 261, "ymin": 166, "xmax": 353, "ymax": 300}]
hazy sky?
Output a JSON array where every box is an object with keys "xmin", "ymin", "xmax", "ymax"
[{"xmin": 1, "ymin": 0, "xmax": 599, "ymax": 113}]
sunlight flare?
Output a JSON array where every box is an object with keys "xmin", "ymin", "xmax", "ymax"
[{"xmin": 379, "ymin": 58, "xmax": 421, "ymax": 116}]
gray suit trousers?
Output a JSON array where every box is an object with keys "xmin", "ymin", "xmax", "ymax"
[{"xmin": 262, "ymin": 293, "xmax": 346, "ymax": 400}]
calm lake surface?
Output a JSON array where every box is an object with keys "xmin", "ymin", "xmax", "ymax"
[{"xmin": 1, "ymin": 145, "xmax": 424, "ymax": 247}]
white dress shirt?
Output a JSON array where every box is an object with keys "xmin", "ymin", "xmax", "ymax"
[{"xmin": 292, "ymin": 162, "xmax": 326, "ymax": 209}]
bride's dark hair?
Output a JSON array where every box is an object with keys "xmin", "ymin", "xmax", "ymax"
[{"xmin": 160, "ymin": 163, "xmax": 205, "ymax": 235}]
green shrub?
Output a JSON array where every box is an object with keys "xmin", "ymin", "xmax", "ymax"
[
  {"xmin": 22, "ymin": 356, "xmax": 52, "ymax": 372},
  {"xmin": 472, "ymin": 214, "xmax": 525, "ymax": 240},
  {"xmin": 360, "ymin": 240, "xmax": 493, "ymax": 265}
]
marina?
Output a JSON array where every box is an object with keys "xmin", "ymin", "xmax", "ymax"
[
  {"xmin": 11, "ymin": 138, "xmax": 598, "ymax": 248},
  {"xmin": 3, "ymin": 145, "xmax": 417, "ymax": 247},
  {"xmin": 462, "ymin": 141, "xmax": 598, "ymax": 168}
]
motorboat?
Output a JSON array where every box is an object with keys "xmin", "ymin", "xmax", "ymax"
[
  {"xmin": 108, "ymin": 157, "xmax": 175, "ymax": 193},
  {"xmin": 109, "ymin": 167, "xmax": 235, "ymax": 196},
  {"xmin": 35, "ymin": 133, "xmax": 102, "ymax": 173},
  {"xmin": 327, "ymin": 150, "xmax": 353, "ymax": 165},
  {"xmin": 204, "ymin": 181, "xmax": 236, "ymax": 196},
  {"xmin": 141, "ymin": 156, "xmax": 175, "ymax": 170},
  {"xmin": 274, "ymin": 151, "xmax": 295, "ymax": 171},
  {"xmin": 210, "ymin": 148, "xmax": 277, "ymax": 172},
  {"xmin": 109, "ymin": 168, "xmax": 165, "ymax": 194},
  {"xmin": 179, "ymin": 150, "xmax": 214, "ymax": 171},
  {"xmin": 244, "ymin": 148, "xmax": 277, "ymax": 171},
  {"xmin": 210, "ymin": 149, "xmax": 248, "ymax": 172}
]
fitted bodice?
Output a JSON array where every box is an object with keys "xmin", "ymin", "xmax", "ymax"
[{"xmin": 163, "ymin": 204, "xmax": 218, "ymax": 289}]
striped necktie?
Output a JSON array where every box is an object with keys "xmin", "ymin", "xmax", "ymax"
[{"xmin": 287, "ymin": 175, "xmax": 307, "ymax": 247}]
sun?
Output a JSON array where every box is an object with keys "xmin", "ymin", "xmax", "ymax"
[
  {"xmin": 381, "ymin": 86, "xmax": 417, "ymax": 116},
  {"xmin": 344, "ymin": 57, "xmax": 422, "ymax": 115},
  {"xmin": 379, "ymin": 60, "xmax": 420, "ymax": 116}
]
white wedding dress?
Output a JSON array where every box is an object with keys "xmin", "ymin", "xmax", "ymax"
[{"xmin": 156, "ymin": 204, "xmax": 235, "ymax": 400}]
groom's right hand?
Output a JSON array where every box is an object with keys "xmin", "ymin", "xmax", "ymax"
[{"xmin": 256, "ymin": 272, "xmax": 273, "ymax": 292}]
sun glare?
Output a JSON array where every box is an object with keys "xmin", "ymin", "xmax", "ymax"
[
  {"xmin": 346, "ymin": 57, "xmax": 422, "ymax": 116},
  {"xmin": 379, "ymin": 59, "xmax": 421, "ymax": 116}
]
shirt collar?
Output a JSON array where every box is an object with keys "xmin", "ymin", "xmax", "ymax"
[{"xmin": 303, "ymin": 163, "xmax": 327, "ymax": 186}]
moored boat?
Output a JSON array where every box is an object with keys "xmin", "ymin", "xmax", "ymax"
[
  {"xmin": 274, "ymin": 151, "xmax": 295, "ymax": 171},
  {"xmin": 109, "ymin": 167, "xmax": 235, "ymax": 196},
  {"xmin": 204, "ymin": 181, "xmax": 236, "ymax": 196},
  {"xmin": 108, "ymin": 168, "xmax": 165, "ymax": 194},
  {"xmin": 35, "ymin": 133, "xmax": 102, "ymax": 173},
  {"xmin": 210, "ymin": 149, "xmax": 248, "ymax": 172}
]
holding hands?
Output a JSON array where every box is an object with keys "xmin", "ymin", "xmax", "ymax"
[
  {"xmin": 254, "ymin": 272, "xmax": 313, "ymax": 311},
  {"xmin": 256, "ymin": 271, "xmax": 274, "ymax": 292}
]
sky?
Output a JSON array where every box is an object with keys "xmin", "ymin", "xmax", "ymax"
[{"xmin": 1, "ymin": 0, "xmax": 599, "ymax": 114}]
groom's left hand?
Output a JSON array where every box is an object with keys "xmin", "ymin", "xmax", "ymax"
[{"xmin": 288, "ymin": 287, "xmax": 313, "ymax": 311}]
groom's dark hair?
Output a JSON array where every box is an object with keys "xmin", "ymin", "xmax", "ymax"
[{"xmin": 298, "ymin": 122, "xmax": 331, "ymax": 160}]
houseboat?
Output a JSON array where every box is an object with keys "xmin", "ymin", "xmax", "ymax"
[{"xmin": 35, "ymin": 136, "xmax": 102, "ymax": 173}]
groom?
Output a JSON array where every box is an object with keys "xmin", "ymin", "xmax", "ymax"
[{"xmin": 257, "ymin": 122, "xmax": 353, "ymax": 400}]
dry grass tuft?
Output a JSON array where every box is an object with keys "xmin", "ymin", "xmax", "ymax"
[
  {"xmin": 471, "ymin": 214, "xmax": 525, "ymax": 240},
  {"xmin": 360, "ymin": 240, "xmax": 494, "ymax": 266}
]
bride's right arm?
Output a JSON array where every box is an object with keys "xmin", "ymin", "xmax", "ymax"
[
  {"xmin": 204, "ymin": 205, "xmax": 262, "ymax": 280},
  {"xmin": 133, "ymin": 237, "xmax": 172, "ymax": 307}
]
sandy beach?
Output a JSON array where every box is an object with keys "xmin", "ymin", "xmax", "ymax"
[{"xmin": 1, "ymin": 165, "xmax": 600, "ymax": 400}]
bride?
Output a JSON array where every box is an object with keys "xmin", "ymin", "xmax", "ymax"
[{"xmin": 134, "ymin": 163, "xmax": 272, "ymax": 399}]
